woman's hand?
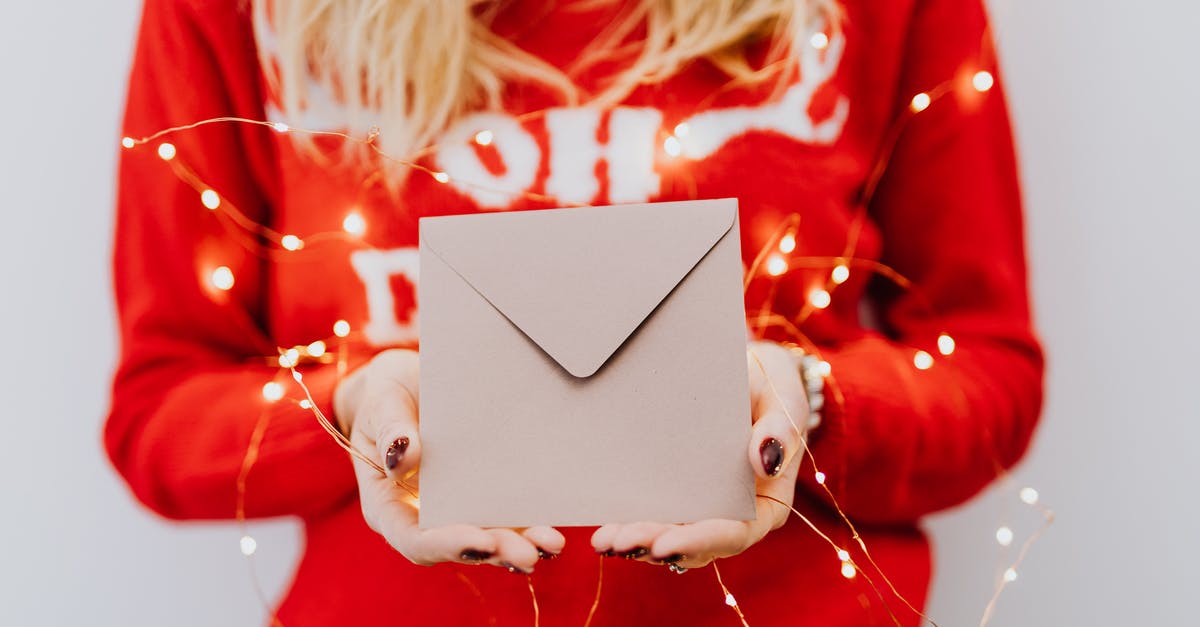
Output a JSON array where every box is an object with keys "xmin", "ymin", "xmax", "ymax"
[
  {"xmin": 590, "ymin": 341, "xmax": 811, "ymax": 570},
  {"xmin": 333, "ymin": 349, "xmax": 565, "ymax": 573}
]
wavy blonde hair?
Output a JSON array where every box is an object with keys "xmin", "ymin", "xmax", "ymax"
[{"xmin": 255, "ymin": 0, "xmax": 835, "ymax": 167}]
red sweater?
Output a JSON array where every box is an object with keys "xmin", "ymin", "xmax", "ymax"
[{"xmin": 107, "ymin": 1, "xmax": 1043, "ymax": 625}]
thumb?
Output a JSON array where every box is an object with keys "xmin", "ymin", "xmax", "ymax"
[
  {"xmin": 362, "ymin": 379, "xmax": 422, "ymax": 481},
  {"xmin": 746, "ymin": 343, "xmax": 809, "ymax": 480}
]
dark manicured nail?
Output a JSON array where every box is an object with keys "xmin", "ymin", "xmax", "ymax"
[
  {"xmin": 621, "ymin": 547, "xmax": 649, "ymax": 560},
  {"xmin": 760, "ymin": 438, "xmax": 784, "ymax": 476},
  {"xmin": 500, "ymin": 561, "xmax": 529, "ymax": 574},
  {"xmin": 460, "ymin": 549, "xmax": 492, "ymax": 562},
  {"xmin": 538, "ymin": 549, "xmax": 558, "ymax": 560},
  {"xmin": 385, "ymin": 437, "xmax": 410, "ymax": 471},
  {"xmin": 654, "ymin": 553, "xmax": 685, "ymax": 564}
]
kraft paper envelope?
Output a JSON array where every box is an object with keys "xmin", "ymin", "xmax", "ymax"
[{"xmin": 418, "ymin": 198, "xmax": 754, "ymax": 528}]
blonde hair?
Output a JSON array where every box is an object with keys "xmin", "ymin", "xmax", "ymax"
[{"xmin": 256, "ymin": 0, "xmax": 835, "ymax": 170}]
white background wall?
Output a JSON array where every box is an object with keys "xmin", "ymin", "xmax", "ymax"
[{"xmin": 1, "ymin": 1, "xmax": 1195, "ymax": 625}]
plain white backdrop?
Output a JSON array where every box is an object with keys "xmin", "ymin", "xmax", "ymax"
[{"xmin": 1, "ymin": 1, "xmax": 1195, "ymax": 625}]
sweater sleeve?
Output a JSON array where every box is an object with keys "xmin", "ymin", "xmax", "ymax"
[
  {"xmin": 796, "ymin": 0, "xmax": 1044, "ymax": 523},
  {"xmin": 105, "ymin": 0, "xmax": 357, "ymax": 521}
]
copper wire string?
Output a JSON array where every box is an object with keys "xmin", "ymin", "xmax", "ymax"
[{"xmin": 582, "ymin": 556, "xmax": 605, "ymax": 627}]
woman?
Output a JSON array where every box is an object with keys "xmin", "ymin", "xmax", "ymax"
[{"xmin": 106, "ymin": 0, "xmax": 1043, "ymax": 625}]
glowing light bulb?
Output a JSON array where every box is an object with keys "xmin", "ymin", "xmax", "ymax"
[
  {"xmin": 298, "ymin": 399, "xmax": 313, "ymax": 410},
  {"xmin": 157, "ymin": 142, "xmax": 176, "ymax": 161},
  {"xmin": 1003, "ymin": 568, "xmax": 1018, "ymax": 583},
  {"xmin": 121, "ymin": 137, "xmax": 135, "ymax": 149},
  {"xmin": 779, "ymin": 233, "xmax": 796, "ymax": 254},
  {"xmin": 280, "ymin": 234, "xmax": 304, "ymax": 251},
  {"xmin": 279, "ymin": 348, "xmax": 301, "ymax": 368},
  {"xmin": 261, "ymin": 381, "xmax": 284, "ymax": 402},
  {"xmin": 837, "ymin": 549, "xmax": 850, "ymax": 562},
  {"xmin": 810, "ymin": 32, "xmax": 830, "ymax": 50},
  {"xmin": 809, "ymin": 289, "xmax": 832, "ymax": 309},
  {"xmin": 306, "ymin": 340, "xmax": 327, "ymax": 357},
  {"xmin": 765, "ymin": 254, "xmax": 788, "ymax": 277},
  {"xmin": 937, "ymin": 333, "xmax": 956, "ymax": 356},
  {"xmin": 910, "ymin": 92, "xmax": 931, "ymax": 113},
  {"xmin": 840, "ymin": 562, "xmax": 856, "ymax": 579},
  {"xmin": 240, "ymin": 535, "xmax": 258, "ymax": 556},
  {"xmin": 673, "ymin": 122, "xmax": 690, "ymax": 138},
  {"xmin": 210, "ymin": 266, "xmax": 234, "ymax": 291},
  {"xmin": 973, "ymin": 70, "xmax": 995, "ymax": 92},
  {"xmin": 474, "ymin": 129, "xmax": 494, "ymax": 146},
  {"xmin": 995, "ymin": 526, "xmax": 1014, "ymax": 547},
  {"xmin": 333, "ymin": 320, "xmax": 351, "ymax": 338},
  {"xmin": 663, "ymin": 135, "xmax": 682, "ymax": 157},
  {"xmin": 342, "ymin": 211, "xmax": 366, "ymax": 236},
  {"xmin": 724, "ymin": 593, "xmax": 737, "ymax": 607},
  {"xmin": 814, "ymin": 471, "xmax": 826, "ymax": 484},
  {"xmin": 272, "ymin": 122, "xmax": 290, "ymax": 133},
  {"xmin": 1019, "ymin": 487, "xmax": 1039, "ymax": 505},
  {"xmin": 200, "ymin": 189, "xmax": 220, "ymax": 210},
  {"xmin": 831, "ymin": 264, "xmax": 850, "ymax": 284},
  {"xmin": 291, "ymin": 370, "xmax": 304, "ymax": 382},
  {"xmin": 913, "ymin": 350, "xmax": 934, "ymax": 370},
  {"xmin": 433, "ymin": 171, "xmax": 450, "ymax": 184}
]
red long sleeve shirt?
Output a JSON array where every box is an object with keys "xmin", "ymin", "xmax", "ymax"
[{"xmin": 106, "ymin": 1, "xmax": 1043, "ymax": 625}]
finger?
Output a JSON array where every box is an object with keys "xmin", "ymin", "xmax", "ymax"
[
  {"xmin": 521, "ymin": 526, "xmax": 566, "ymax": 559},
  {"xmin": 746, "ymin": 346, "xmax": 808, "ymax": 481},
  {"xmin": 590, "ymin": 524, "xmax": 620, "ymax": 555},
  {"xmin": 610, "ymin": 522, "xmax": 673, "ymax": 560},
  {"xmin": 650, "ymin": 520, "xmax": 751, "ymax": 569},
  {"xmin": 359, "ymin": 380, "xmax": 422, "ymax": 481},
  {"xmin": 488, "ymin": 528, "xmax": 540, "ymax": 574}
]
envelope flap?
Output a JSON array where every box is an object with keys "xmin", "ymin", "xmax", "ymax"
[{"xmin": 420, "ymin": 199, "xmax": 738, "ymax": 377}]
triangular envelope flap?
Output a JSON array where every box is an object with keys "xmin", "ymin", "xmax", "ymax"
[{"xmin": 421, "ymin": 199, "xmax": 738, "ymax": 378}]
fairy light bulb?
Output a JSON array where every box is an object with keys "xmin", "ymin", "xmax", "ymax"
[
  {"xmin": 433, "ymin": 171, "xmax": 450, "ymax": 184},
  {"xmin": 121, "ymin": 137, "xmax": 135, "ymax": 149},
  {"xmin": 831, "ymin": 264, "xmax": 850, "ymax": 284},
  {"xmin": 279, "ymin": 348, "xmax": 301, "ymax": 368},
  {"xmin": 1003, "ymin": 568, "xmax": 1018, "ymax": 583},
  {"xmin": 766, "ymin": 254, "xmax": 788, "ymax": 276},
  {"xmin": 261, "ymin": 381, "xmax": 284, "ymax": 402},
  {"xmin": 474, "ymin": 129, "xmax": 494, "ymax": 146},
  {"xmin": 240, "ymin": 535, "xmax": 258, "ymax": 556},
  {"xmin": 663, "ymin": 135, "xmax": 682, "ymax": 157},
  {"xmin": 272, "ymin": 122, "xmax": 289, "ymax": 133},
  {"xmin": 306, "ymin": 340, "xmax": 327, "ymax": 357},
  {"xmin": 809, "ymin": 288, "xmax": 832, "ymax": 309},
  {"xmin": 910, "ymin": 92, "xmax": 931, "ymax": 113},
  {"xmin": 779, "ymin": 233, "xmax": 796, "ymax": 254},
  {"xmin": 298, "ymin": 399, "xmax": 313, "ymax": 410},
  {"xmin": 342, "ymin": 211, "xmax": 366, "ymax": 236},
  {"xmin": 814, "ymin": 471, "xmax": 826, "ymax": 485},
  {"xmin": 157, "ymin": 142, "xmax": 176, "ymax": 161},
  {"xmin": 810, "ymin": 32, "xmax": 829, "ymax": 50},
  {"xmin": 973, "ymin": 70, "xmax": 995, "ymax": 92},
  {"xmin": 836, "ymin": 549, "xmax": 850, "ymax": 562},
  {"xmin": 333, "ymin": 320, "xmax": 351, "ymax": 338},
  {"xmin": 210, "ymin": 266, "xmax": 235, "ymax": 291},
  {"xmin": 995, "ymin": 526, "xmax": 1014, "ymax": 547},
  {"xmin": 280, "ymin": 234, "xmax": 304, "ymax": 251},
  {"xmin": 673, "ymin": 122, "xmax": 690, "ymax": 138},
  {"xmin": 937, "ymin": 333, "xmax": 956, "ymax": 356},
  {"xmin": 913, "ymin": 350, "xmax": 934, "ymax": 370},
  {"xmin": 291, "ymin": 370, "xmax": 304, "ymax": 382},
  {"xmin": 840, "ymin": 562, "xmax": 856, "ymax": 579},
  {"xmin": 724, "ymin": 593, "xmax": 737, "ymax": 607},
  {"xmin": 1019, "ymin": 487, "xmax": 1040, "ymax": 505},
  {"xmin": 200, "ymin": 189, "xmax": 220, "ymax": 210}
]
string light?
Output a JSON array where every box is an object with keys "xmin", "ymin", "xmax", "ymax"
[
  {"xmin": 973, "ymin": 70, "xmax": 995, "ymax": 92},
  {"xmin": 272, "ymin": 122, "xmax": 289, "ymax": 133},
  {"xmin": 837, "ymin": 549, "xmax": 850, "ymax": 561},
  {"xmin": 280, "ymin": 234, "xmax": 304, "ymax": 251},
  {"xmin": 1003, "ymin": 568, "xmax": 1018, "ymax": 583},
  {"xmin": 913, "ymin": 350, "xmax": 934, "ymax": 370},
  {"xmin": 766, "ymin": 254, "xmax": 788, "ymax": 276},
  {"xmin": 261, "ymin": 381, "xmax": 284, "ymax": 402},
  {"xmin": 333, "ymin": 320, "xmax": 351, "ymax": 338},
  {"xmin": 840, "ymin": 562, "xmax": 857, "ymax": 579},
  {"xmin": 937, "ymin": 333, "xmax": 956, "ymax": 356},
  {"xmin": 779, "ymin": 233, "xmax": 796, "ymax": 254},
  {"xmin": 810, "ymin": 32, "xmax": 830, "ymax": 50},
  {"xmin": 814, "ymin": 471, "xmax": 826, "ymax": 485},
  {"xmin": 724, "ymin": 593, "xmax": 737, "ymax": 607},
  {"xmin": 433, "ymin": 171, "xmax": 450, "ymax": 184},
  {"xmin": 1019, "ymin": 487, "xmax": 1040, "ymax": 506},
  {"xmin": 342, "ymin": 211, "xmax": 366, "ymax": 236},
  {"xmin": 809, "ymin": 288, "xmax": 832, "ymax": 309},
  {"xmin": 239, "ymin": 535, "xmax": 258, "ymax": 556},
  {"xmin": 121, "ymin": 136, "xmax": 135, "ymax": 149},
  {"xmin": 157, "ymin": 142, "xmax": 176, "ymax": 161},
  {"xmin": 474, "ymin": 129, "xmax": 494, "ymax": 146},
  {"xmin": 200, "ymin": 189, "xmax": 220, "ymax": 210},
  {"xmin": 306, "ymin": 340, "xmax": 327, "ymax": 357},
  {"xmin": 298, "ymin": 399, "xmax": 313, "ymax": 410},
  {"xmin": 673, "ymin": 122, "xmax": 690, "ymax": 138},
  {"xmin": 831, "ymin": 264, "xmax": 850, "ymax": 284},
  {"xmin": 910, "ymin": 92, "xmax": 931, "ymax": 113},
  {"xmin": 210, "ymin": 266, "xmax": 234, "ymax": 291},
  {"xmin": 995, "ymin": 526, "xmax": 1014, "ymax": 547},
  {"xmin": 663, "ymin": 135, "xmax": 682, "ymax": 157}
]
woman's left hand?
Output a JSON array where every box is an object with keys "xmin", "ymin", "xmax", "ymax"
[{"xmin": 590, "ymin": 340, "xmax": 812, "ymax": 570}]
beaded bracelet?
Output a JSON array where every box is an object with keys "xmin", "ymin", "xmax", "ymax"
[{"xmin": 783, "ymin": 345, "xmax": 828, "ymax": 433}]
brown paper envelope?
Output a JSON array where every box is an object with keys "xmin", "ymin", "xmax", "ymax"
[{"xmin": 418, "ymin": 198, "xmax": 755, "ymax": 528}]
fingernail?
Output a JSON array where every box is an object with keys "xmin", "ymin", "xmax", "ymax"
[
  {"xmin": 597, "ymin": 549, "xmax": 616, "ymax": 557},
  {"xmin": 500, "ymin": 561, "xmax": 529, "ymax": 575},
  {"xmin": 537, "ymin": 549, "xmax": 558, "ymax": 560},
  {"xmin": 760, "ymin": 438, "xmax": 784, "ymax": 476},
  {"xmin": 621, "ymin": 547, "xmax": 648, "ymax": 560},
  {"xmin": 460, "ymin": 549, "xmax": 492, "ymax": 562},
  {"xmin": 653, "ymin": 553, "xmax": 684, "ymax": 564},
  {"xmin": 385, "ymin": 437, "xmax": 410, "ymax": 471}
]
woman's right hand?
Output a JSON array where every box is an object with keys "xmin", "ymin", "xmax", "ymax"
[{"xmin": 333, "ymin": 348, "xmax": 565, "ymax": 573}]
